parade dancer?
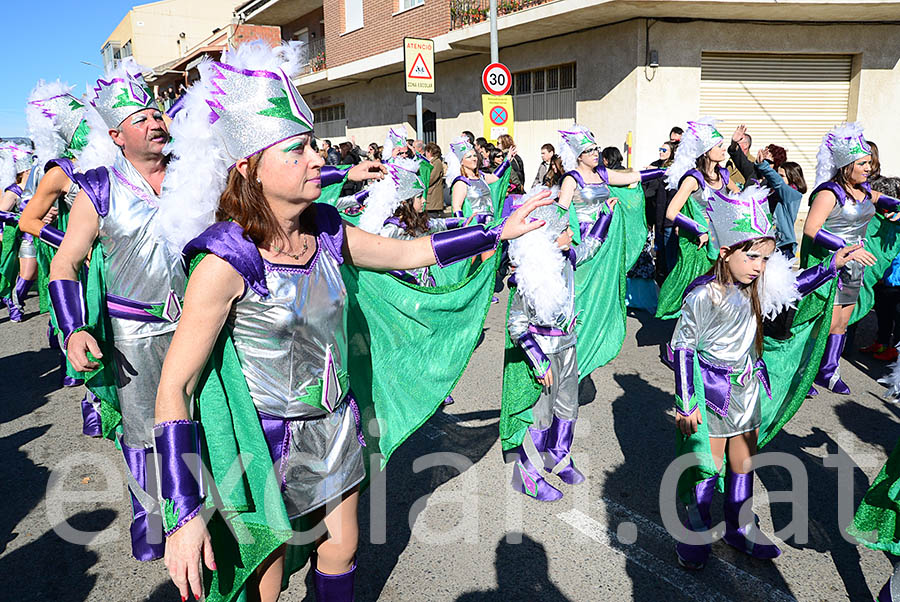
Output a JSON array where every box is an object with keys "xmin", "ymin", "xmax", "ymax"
[
  {"xmin": 446, "ymin": 135, "xmax": 511, "ymax": 220},
  {"xmin": 554, "ymin": 125, "xmax": 664, "ymax": 376},
  {"xmin": 656, "ymin": 118, "xmax": 738, "ymax": 320},
  {"xmin": 151, "ymin": 41, "xmax": 548, "ymax": 602},
  {"xmin": 502, "ymin": 188, "xmax": 613, "ymax": 500},
  {"xmin": 0, "ymin": 142, "xmax": 36, "ymax": 322},
  {"xmin": 670, "ymin": 185, "xmax": 861, "ymax": 570},
  {"xmin": 803, "ymin": 123, "xmax": 900, "ymax": 395}
]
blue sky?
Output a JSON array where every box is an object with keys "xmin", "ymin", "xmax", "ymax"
[{"xmin": 0, "ymin": 0, "xmax": 141, "ymax": 137}]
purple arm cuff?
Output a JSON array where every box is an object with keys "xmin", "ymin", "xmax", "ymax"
[
  {"xmin": 443, "ymin": 217, "xmax": 467, "ymax": 229},
  {"xmin": 354, "ymin": 189, "xmax": 369, "ymax": 203},
  {"xmin": 640, "ymin": 168, "xmax": 665, "ymax": 183},
  {"xmin": 876, "ymin": 194, "xmax": 900, "ymax": 212},
  {"xmin": 0, "ymin": 210, "xmax": 18, "ymax": 226},
  {"xmin": 492, "ymin": 159, "xmax": 510, "ymax": 178},
  {"xmin": 813, "ymin": 229, "xmax": 846, "ymax": 252},
  {"xmin": 796, "ymin": 253, "xmax": 838, "ymax": 297},
  {"xmin": 585, "ymin": 209, "xmax": 614, "ymax": 243},
  {"xmin": 321, "ymin": 166, "xmax": 350, "ymax": 188},
  {"xmin": 518, "ymin": 332, "xmax": 551, "ymax": 379},
  {"xmin": 673, "ymin": 213, "xmax": 706, "ymax": 238},
  {"xmin": 453, "ymin": 210, "xmax": 465, "ymax": 218},
  {"xmin": 673, "ymin": 348, "xmax": 698, "ymax": 416},
  {"xmin": 152, "ymin": 420, "xmax": 206, "ymax": 537},
  {"xmin": 48, "ymin": 279, "xmax": 87, "ymax": 349},
  {"xmin": 38, "ymin": 224, "xmax": 65, "ymax": 248},
  {"xmin": 430, "ymin": 218, "xmax": 506, "ymax": 267}
]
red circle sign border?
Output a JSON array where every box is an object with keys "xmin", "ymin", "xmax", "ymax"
[{"xmin": 482, "ymin": 62, "xmax": 512, "ymax": 95}]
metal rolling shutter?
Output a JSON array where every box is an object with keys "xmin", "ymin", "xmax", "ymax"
[{"xmin": 700, "ymin": 53, "xmax": 852, "ymax": 193}]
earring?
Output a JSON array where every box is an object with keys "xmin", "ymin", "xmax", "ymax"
[{"xmin": 256, "ymin": 178, "xmax": 261, "ymax": 183}]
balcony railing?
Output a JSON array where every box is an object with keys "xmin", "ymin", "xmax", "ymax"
[
  {"xmin": 300, "ymin": 37, "xmax": 326, "ymax": 74},
  {"xmin": 450, "ymin": 0, "xmax": 556, "ymax": 29}
]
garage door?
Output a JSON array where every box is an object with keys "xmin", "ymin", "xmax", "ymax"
[{"xmin": 700, "ymin": 53, "xmax": 852, "ymax": 196}]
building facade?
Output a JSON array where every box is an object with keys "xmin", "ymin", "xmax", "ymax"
[
  {"xmin": 238, "ymin": 0, "xmax": 900, "ymax": 185},
  {"xmin": 102, "ymin": 0, "xmax": 235, "ymax": 73}
]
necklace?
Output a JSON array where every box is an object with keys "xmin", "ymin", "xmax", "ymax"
[{"xmin": 272, "ymin": 234, "xmax": 310, "ymax": 261}]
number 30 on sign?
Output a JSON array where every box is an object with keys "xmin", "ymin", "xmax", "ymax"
[{"xmin": 482, "ymin": 63, "xmax": 511, "ymax": 96}]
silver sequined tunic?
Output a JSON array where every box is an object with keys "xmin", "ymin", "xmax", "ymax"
[
  {"xmin": 822, "ymin": 192, "xmax": 875, "ymax": 305},
  {"xmin": 15, "ymin": 164, "xmax": 42, "ymax": 260},
  {"xmin": 671, "ymin": 282, "xmax": 761, "ymax": 437},
  {"xmin": 460, "ymin": 177, "xmax": 494, "ymax": 217},
  {"xmin": 98, "ymin": 155, "xmax": 185, "ymax": 447},
  {"xmin": 570, "ymin": 179, "xmax": 611, "ymax": 225},
  {"xmin": 229, "ymin": 237, "xmax": 364, "ymax": 519}
]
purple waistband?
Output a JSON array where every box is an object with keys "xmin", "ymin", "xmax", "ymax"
[{"xmin": 528, "ymin": 324, "xmax": 566, "ymax": 337}]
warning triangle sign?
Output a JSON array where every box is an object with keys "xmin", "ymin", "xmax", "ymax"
[{"xmin": 408, "ymin": 53, "xmax": 432, "ymax": 79}]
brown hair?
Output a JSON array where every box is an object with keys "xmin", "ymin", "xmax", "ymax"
[
  {"xmin": 867, "ymin": 140, "xmax": 880, "ymax": 179},
  {"xmin": 497, "ymin": 134, "xmax": 515, "ymax": 150},
  {"xmin": 543, "ymin": 154, "xmax": 565, "ymax": 187},
  {"xmin": 710, "ymin": 239, "xmax": 768, "ymax": 355},
  {"xmin": 393, "ymin": 199, "xmax": 430, "ymax": 236},
  {"xmin": 779, "ymin": 161, "xmax": 806, "ymax": 194},
  {"xmin": 216, "ymin": 153, "xmax": 315, "ymax": 248},
  {"xmin": 695, "ymin": 153, "xmax": 721, "ymax": 187},
  {"xmin": 424, "ymin": 142, "xmax": 441, "ymax": 158}
]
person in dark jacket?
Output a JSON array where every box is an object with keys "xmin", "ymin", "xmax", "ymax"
[{"xmin": 755, "ymin": 149, "xmax": 806, "ymax": 257}]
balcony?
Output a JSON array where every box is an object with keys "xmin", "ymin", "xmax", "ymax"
[
  {"xmin": 450, "ymin": 0, "xmax": 557, "ymax": 30},
  {"xmin": 302, "ymin": 37, "xmax": 326, "ymax": 74}
]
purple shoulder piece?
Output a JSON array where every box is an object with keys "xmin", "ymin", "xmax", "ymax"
[
  {"xmin": 383, "ymin": 216, "xmax": 403, "ymax": 229},
  {"xmin": 683, "ymin": 274, "xmax": 716, "ymax": 301},
  {"xmin": 182, "ymin": 222, "xmax": 268, "ymax": 297},
  {"xmin": 595, "ymin": 164, "xmax": 609, "ymax": 184},
  {"xmin": 718, "ymin": 166, "xmax": 730, "ymax": 186},
  {"xmin": 315, "ymin": 203, "xmax": 345, "ymax": 265},
  {"xmin": 812, "ymin": 182, "xmax": 846, "ymax": 207},
  {"xmin": 45, "ymin": 158, "xmax": 76, "ymax": 181},
  {"xmin": 451, "ymin": 175, "xmax": 472, "ymax": 188},
  {"xmin": 680, "ymin": 169, "xmax": 705, "ymax": 191},
  {"xmin": 321, "ymin": 166, "xmax": 350, "ymax": 188},
  {"xmin": 71, "ymin": 166, "xmax": 111, "ymax": 217},
  {"xmin": 564, "ymin": 170, "xmax": 585, "ymax": 188},
  {"xmin": 5, "ymin": 184, "xmax": 23, "ymax": 197}
]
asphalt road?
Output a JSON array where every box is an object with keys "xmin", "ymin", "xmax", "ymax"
[{"xmin": 1, "ymin": 287, "xmax": 897, "ymax": 602}]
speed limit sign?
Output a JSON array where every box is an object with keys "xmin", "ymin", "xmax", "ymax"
[{"xmin": 482, "ymin": 62, "xmax": 512, "ymax": 96}]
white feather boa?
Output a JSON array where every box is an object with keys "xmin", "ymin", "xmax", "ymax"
[
  {"xmin": 880, "ymin": 354, "xmax": 900, "ymax": 400},
  {"xmin": 814, "ymin": 122, "xmax": 865, "ymax": 190},
  {"xmin": 0, "ymin": 150, "xmax": 16, "ymax": 192},
  {"xmin": 76, "ymin": 101, "xmax": 119, "ymax": 172},
  {"xmin": 665, "ymin": 116, "xmax": 719, "ymax": 191},
  {"xmin": 759, "ymin": 250, "xmax": 800, "ymax": 319}
]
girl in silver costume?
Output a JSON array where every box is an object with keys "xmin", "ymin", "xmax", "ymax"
[
  {"xmin": 152, "ymin": 41, "xmax": 550, "ymax": 602},
  {"xmin": 671, "ymin": 185, "xmax": 861, "ymax": 570},
  {"xmin": 0, "ymin": 144, "xmax": 36, "ymax": 322},
  {"xmin": 803, "ymin": 123, "xmax": 900, "ymax": 395}
]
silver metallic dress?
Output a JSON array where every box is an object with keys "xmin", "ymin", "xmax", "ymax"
[
  {"xmin": 98, "ymin": 155, "xmax": 185, "ymax": 447},
  {"xmin": 458, "ymin": 176, "xmax": 494, "ymax": 217},
  {"xmin": 15, "ymin": 164, "xmax": 42, "ymax": 260},
  {"xmin": 671, "ymin": 282, "xmax": 762, "ymax": 437},
  {"xmin": 822, "ymin": 192, "xmax": 875, "ymax": 305},
  {"xmin": 229, "ymin": 237, "xmax": 365, "ymax": 519},
  {"xmin": 570, "ymin": 178, "xmax": 611, "ymax": 225}
]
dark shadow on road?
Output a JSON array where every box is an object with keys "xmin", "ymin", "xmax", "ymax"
[
  {"xmin": 0, "ymin": 509, "xmax": 116, "ymax": 600},
  {"xmin": 578, "ymin": 374, "xmax": 596, "ymax": 408},
  {"xmin": 0, "ymin": 425, "xmax": 51, "ymax": 554},
  {"xmin": 0, "ymin": 347, "xmax": 61, "ymax": 425},
  {"xmin": 354, "ymin": 408, "xmax": 502, "ymax": 601},
  {"xmin": 762, "ymin": 426, "xmax": 872, "ymax": 600},
  {"xmin": 454, "ymin": 534, "xmax": 571, "ymax": 602},
  {"xmin": 835, "ymin": 400, "xmax": 900, "ymax": 456},
  {"xmin": 147, "ymin": 581, "xmax": 183, "ymax": 601},
  {"xmin": 604, "ymin": 372, "xmax": 795, "ymax": 600},
  {"xmin": 627, "ymin": 308, "xmax": 676, "ymax": 348}
]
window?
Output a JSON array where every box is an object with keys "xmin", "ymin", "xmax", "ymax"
[
  {"xmin": 399, "ymin": 0, "xmax": 424, "ymax": 10},
  {"xmin": 102, "ymin": 42, "xmax": 122, "ymax": 70},
  {"xmin": 344, "ymin": 0, "xmax": 363, "ymax": 32},
  {"xmin": 314, "ymin": 104, "xmax": 347, "ymax": 139},
  {"xmin": 512, "ymin": 63, "xmax": 576, "ymax": 121}
]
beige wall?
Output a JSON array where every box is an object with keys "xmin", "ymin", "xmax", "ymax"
[
  {"xmin": 300, "ymin": 19, "xmax": 900, "ymax": 185},
  {"xmin": 104, "ymin": 0, "xmax": 234, "ymax": 69}
]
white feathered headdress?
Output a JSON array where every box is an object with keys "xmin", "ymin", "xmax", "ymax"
[
  {"xmin": 358, "ymin": 157, "xmax": 424, "ymax": 234},
  {"xmin": 558, "ymin": 125, "xmax": 597, "ymax": 172},
  {"xmin": 0, "ymin": 149, "xmax": 16, "ymax": 192},
  {"xmin": 25, "ymin": 80, "xmax": 87, "ymax": 167},
  {"xmin": 154, "ymin": 40, "xmax": 311, "ymax": 259},
  {"xmin": 444, "ymin": 135, "xmax": 475, "ymax": 187},
  {"xmin": 665, "ymin": 117, "xmax": 724, "ymax": 190},
  {"xmin": 814, "ymin": 122, "xmax": 870, "ymax": 190}
]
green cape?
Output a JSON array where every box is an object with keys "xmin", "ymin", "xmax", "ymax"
[
  {"xmin": 849, "ymin": 436, "xmax": 900, "ymax": 554},
  {"xmin": 190, "ymin": 214, "xmax": 500, "ymax": 600}
]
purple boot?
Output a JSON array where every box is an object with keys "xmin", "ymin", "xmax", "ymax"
[
  {"xmin": 544, "ymin": 416, "xmax": 585, "ymax": 485},
  {"xmin": 675, "ymin": 476, "xmax": 716, "ymax": 570},
  {"xmin": 722, "ymin": 469, "xmax": 781, "ymax": 559},
  {"xmin": 3, "ymin": 297, "xmax": 22, "ymax": 322},
  {"xmin": 814, "ymin": 333, "xmax": 851, "ymax": 395},
  {"xmin": 314, "ymin": 562, "xmax": 356, "ymax": 601},
  {"xmin": 878, "ymin": 579, "xmax": 893, "ymax": 602},
  {"xmin": 509, "ymin": 426, "xmax": 563, "ymax": 501},
  {"xmin": 7, "ymin": 277, "xmax": 34, "ymax": 322},
  {"xmin": 81, "ymin": 392, "xmax": 102, "ymax": 438}
]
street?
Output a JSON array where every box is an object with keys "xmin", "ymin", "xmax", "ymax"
[{"xmin": 0, "ymin": 287, "xmax": 896, "ymax": 602}]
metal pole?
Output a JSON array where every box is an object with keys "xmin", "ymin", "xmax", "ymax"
[
  {"xmin": 490, "ymin": 0, "xmax": 498, "ymax": 64},
  {"xmin": 416, "ymin": 93, "xmax": 424, "ymax": 141}
]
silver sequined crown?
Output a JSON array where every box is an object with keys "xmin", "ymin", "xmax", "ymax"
[
  {"xmin": 385, "ymin": 159, "xmax": 425, "ymax": 200},
  {"xmin": 559, "ymin": 126, "xmax": 597, "ymax": 158},
  {"xmin": 90, "ymin": 68, "xmax": 159, "ymax": 129},
  {"xmin": 706, "ymin": 185, "xmax": 775, "ymax": 250}
]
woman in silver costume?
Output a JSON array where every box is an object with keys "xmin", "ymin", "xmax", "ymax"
[
  {"xmin": 803, "ymin": 123, "xmax": 900, "ymax": 395},
  {"xmin": 446, "ymin": 134, "xmax": 513, "ymax": 221},
  {"xmin": 671, "ymin": 185, "xmax": 860, "ymax": 570},
  {"xmin": 152, "ymin": 42, "xmax": 550, "ymax": 602},
  {"xmin": 0, "ymin": 143, "xmax": 37, "ymax": 322},
  {"xmin": 556, "ymin": 125, "xmax": 664, "ymax": 227}
]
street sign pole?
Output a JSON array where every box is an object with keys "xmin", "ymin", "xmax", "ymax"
[
  {"xmin": 490, "ymin": 0, "xmax": 498, "ymax": 64},
  {"xmin": 416, "ymin": 93, "xmax": 423, "ymax": 140}
]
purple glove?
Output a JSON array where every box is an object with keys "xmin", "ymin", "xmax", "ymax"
[
  {"xmin": 813, "ymin": 229, "xmax": 846, "ymax": 252},
  {"xmin": 39, "ymin": 224, "xmax": 65, "ymax": 248},
  {"xmin": 518, "ymin": 332, "xmax": 551, "ymax": 379},
  {"xmin": 152, "ymin": 420, "xmax": 206, "ymax": 537},
  {"xmin": 673, "ymin": 214, "xmax": 706, "ymax": 239},
  {"xmin": 640, "ymin": 168, "xmax": 665, "ymax": 183},
  {"xmin": 48, "ymin": 279, "xmax": 87, "ymax": 349},
  {"xmin": 431, "ymin": 218, "xmax": 506, "ymax": 267}
]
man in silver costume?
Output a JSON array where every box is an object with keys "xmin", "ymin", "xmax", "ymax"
[{"xmin": 48, "ymin": 63, "xmax": 180, "ymax": 561}]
